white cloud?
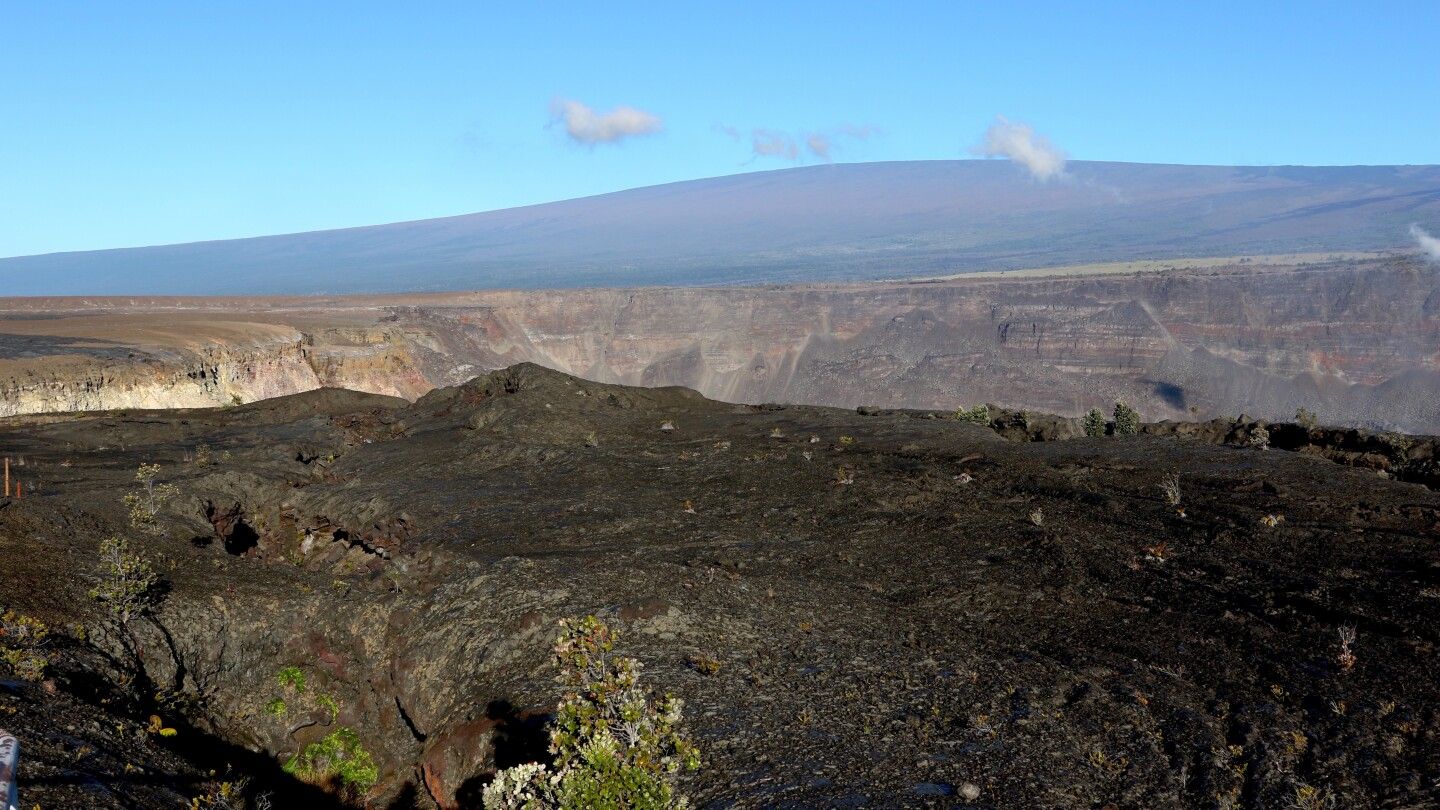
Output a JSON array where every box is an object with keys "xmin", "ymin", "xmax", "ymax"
[
  {"xmin": 751, "ymin": 129, "xmax": 799, "ymax": 160},
  {"xmin": 1411, "ymin": 224, "xmax": 1440, "ymax": 262},
  {"xmin": 972, "ymin": 115, "xmax": 1067, "ymax": 181},
  {"xmin": 551, "ymin": 99, "xmax": 662, "ymax": 145}
]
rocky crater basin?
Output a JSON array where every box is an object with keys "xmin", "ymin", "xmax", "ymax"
[
  {"xmin": 0, "ymin": 364, "xmax": 1437, "ymax": 808},
  {"xmin": 3, "ymin": 255, "xmax": 1438, "ymax": 434}
]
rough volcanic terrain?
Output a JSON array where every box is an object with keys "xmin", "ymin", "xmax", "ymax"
[{"xmin": 0, "ymin": 364, "xmax": 1438, "ymax": 808}]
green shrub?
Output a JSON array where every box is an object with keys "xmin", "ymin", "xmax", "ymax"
[
  {"xmin": 0, "ymin": 609, "xmax": 50, "ymax": 682},
  {"xmin": 954, "ymin": 405, "xmax": 990, "ymax": 425},
  {"xmin": 122, "ymin": 463, "xmax": 179, "ymax": 535},
  {"xmin": 283, "ymin": 727, "xmax": 378, "ymax": 796},
  {"xmin": 88, "ymin": 536, "xmax": 161, "ymax": 624},
  {"xmin": 1294, "ymin": 407, "xmax": 1318, "ymax": 429},
  {"xmin": 1082, "ymin": 408, "xmax": 1107, "ymax": 437},
  {"xmin": 1380, "ymin": 431, "xmax": 1413, "ymax": 453},
  {"xmin": 266, "ymin": 698, "xmax": 288, "ymax": 718},
  {"xmin": 484, "ymin": 616, "xmax": 700, "ymax": 810},
  {"xmin": 1112, "ymin": 402, "xmax": 1140, "ymax": 436}
]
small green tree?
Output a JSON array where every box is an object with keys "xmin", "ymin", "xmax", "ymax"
[
  {"xmin": 954, "ymin": 405, "xmax": 990, "ymax": 425},
  {"xmin": 1082, "ymin": 408, "xmax": 1107, "ymax": 437},
  {"xmin": 484, "ymin": 616, "xmax": 700, "ymax": 810},
  {"xmin": 89, "ymin": 536, "xmax": 161, "ymax": 625},
  {"xmin": 1112, "ymin": 402, "xmax": 1141, "ymax": 436},
  {"xmin": 1294, "ymin": 407, "xmax": 1318, "ymax": 429},
  {"xmin": 123, "ymin": 463, "xmax": 179, "ymax": 535}
]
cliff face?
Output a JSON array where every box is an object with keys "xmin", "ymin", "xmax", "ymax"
[
  {"xmin": 2, "ymin": 256, "xmax": 1437, "ymax": 432},
  {"xmin": 0, "ymin": 325, "xmax": 431, "ymax": 417}
]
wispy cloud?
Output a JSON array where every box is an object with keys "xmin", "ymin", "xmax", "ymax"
[
  {"xmin": 1412, "ymin": 224, "xmax": 1440, "ymax": 262},
  {"xmin": 806, "ymin": 133, "xmax": 832, "ymax": 161},
  {"xmin": 551, "ymin": 98, "xmax": 662, "ymax": 145},
  {"xmin": 972, "ymin": 115, "xmax": 1067, "ymax": 181},
  {"xmin": 751, "ymin": 129, "xmax": 799, "ymax": 160},
  {"xmin": 712, "ymin": 123, "xmax": 741, "ymax": 141},
  {"xmin": 738, "ymin": 123, "xmax": 880, "ymax": 162}
]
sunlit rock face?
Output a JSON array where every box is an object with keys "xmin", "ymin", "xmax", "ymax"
[{"xmin": 2, "ymin": 256, "xmax": 1438, "ymax": 432}]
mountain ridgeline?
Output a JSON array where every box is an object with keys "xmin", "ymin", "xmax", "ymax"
[{"xmin": 4, "ymin": 160, "xmax": 1439, "ymax": 295}]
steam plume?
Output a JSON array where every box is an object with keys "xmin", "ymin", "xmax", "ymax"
[
  {"xmin": 1411, "ymin": 224, "xmax": 1440, "ymax": 262},
  {"xmin": 973, "ymin": 115, "xmax": 1067, "ymax": 181}
]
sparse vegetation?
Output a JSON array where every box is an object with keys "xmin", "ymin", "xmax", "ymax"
[
  {"xmin": 1082, "ymin": 408, "xmax": 1107, "ymax": 437},
  {"xmin": 317, "ymin": 691, "xmax": 341, "ymax": 723},
  {"xmin": 1158, "ymin": 473, "xmax": 1182, "ymax": 507},
  {"xmin": 188, "ymin": 778, "xmax": 252, "ymax": 810},
  {"xmin": 1380, "ymin": 431, "xmax": 1413, "ymax": 454},
  {"xmin": 1294, "ymin": 407, "xmax": 1318, "ymax": 429},
  {"xmin": 0, "ymin": 608, "xmax": 50, "ymax": 682},
  {"xmin": 268, "ymin": 665, "xmax": 341, "ymax": 726},
  {"xmin": 954, "ymin": 405, "xmax": 990, "ymax": 425},
  {"xmin": 1112, "ymin": 402, "xmax": 1140, "ymax": 436},
  {"xmin": 283, "ymin": 726, "xmax": 378, "ymax": 797},
  {"xmin": 1249, "ymin": 425, "xmax": 1271, "ymax": 449},
  {"xmin": 686, "ymin": 654, "xmax": 722, "ymax": 676},
  {"xmin": 123, "ymin": 463, "xmax": 179, "ymax": 534},
  {"xmin": 1027, "ymin": 508, "xmax": 1044, "ymax": 527},
  {"xmin": 1289, "ymin": 783, "xmax": 1336, "ymax": 810},
  {"xmin": 89, "ymin": 536, "xmax": 161, "ymax": 624},
  {"xmin": 1336, "ymin": 625, "xmax": 1357, "ymax": 672},
  {"xmin": 483, "ymin": 616, "xmax": 700, "ymax": 809}
]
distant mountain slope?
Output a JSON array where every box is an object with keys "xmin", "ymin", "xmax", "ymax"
[{"xmin": 4, "ymin": 160, "xmax": 1439, "ymax": 295}]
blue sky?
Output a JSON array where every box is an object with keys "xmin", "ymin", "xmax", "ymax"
[{"xmin": 2, "ymin": 1, "xmax": 1437, "ymax": 258}]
